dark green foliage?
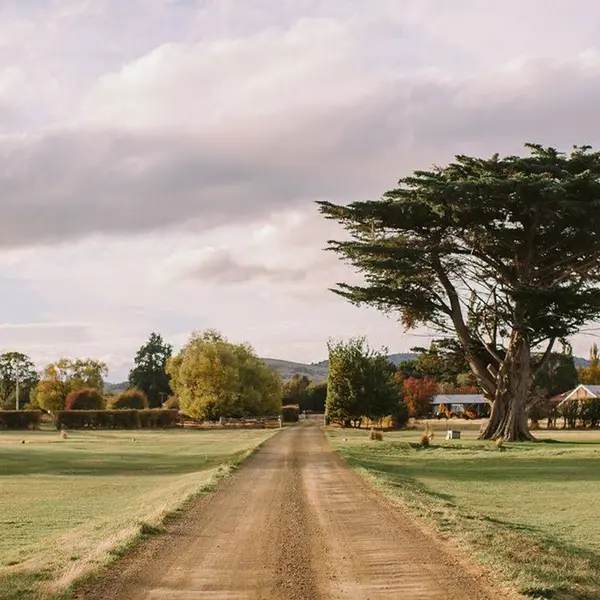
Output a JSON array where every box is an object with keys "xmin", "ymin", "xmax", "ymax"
[
  {"xmin": 326, "ymin": 338, "xmax": 404, "ymax": 427},
  {"xmin": 64, "ymin": 388, "xmax": 105, "ymax": 410},
  {"xmin": 0, "ymin": 410, "xmax": 42, "ymax": 429},
  {"xmin": 581, "ymin": 399, "xmax": 600, "ymax": 428},
  {"xmin": 529, "ymin": 351, "xmax": 579, "ymax": 423},
  {"xmin": 390, "ymin": 400, "xmax": 409, "ymax": 429},
  {"xmin": 128, "ymin": 333, "xmax": 173, "ymax": 408},
  {"xmin": 305, "ymin": 381, "xmax": 327, "ymax": 412},
  {"xmin": 281, "ymin": 404, "xmax": 299, "ymax": 423},
  {"xmin": 282, "ymin": 374, "xmax": 310, "ymax": 407},
  {"xmin": 533, "ymin": 351, "xmax": 578, "ymax": 398},
  {"xmin": 110, "ymin": 389, "xmax": 149, "ymax": 410},
  {"xmin": 319, "ymin": 144, "xmax": 600, "ymax": 441},
  {"xmin": 54, "ymin": 409, "xmax": 180, "ymax": 429},
  {"xmin": 0, "ymin": 352, "xmax": 38, "ymax": 409}
]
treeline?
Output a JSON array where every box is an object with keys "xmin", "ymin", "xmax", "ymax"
[{"xmin": 0, "ymin": 330, "xmax": 284, "ymax": 421}]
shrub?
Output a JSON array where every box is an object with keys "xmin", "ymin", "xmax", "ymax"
[
  {"xmin": 390, "ymin": 401, "xmax": 409, "ymax": 429},
  {"xmin": 0, "ymin": 410, "xmax": 42, "ymax": 429},
  {"xmin": 65, "ymin": 388, "xmax": 105, "ymax": 410},
  {"xmin": 110, "ymin": 389, "xmax": 149, "ymax": 410},
  {"xmin": 54, "ymin": 409, "xmax": 180, "ymax": 429},
  {"xmin": 581, "ymin": 399, "xmax": 600, "ymax": 428},
  {"xmin": 281, "ymin": 404, "xmax": 299, "ymax": 423},
  {"xmin": 164, "ymin": 395, "xmax": 180, "ymax": 410}
]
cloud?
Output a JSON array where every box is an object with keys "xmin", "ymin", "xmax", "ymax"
[
  {"xmin": 2, "ymin": 14, "xmax": 600, "ymax": 249},
  {"xmin": 0, "ymin": 322, "xmax": 91, "ymax": 346},
  {"xmin": 2, "ymin": 1, "xmax": 600, "ymax": 377},
  {"xmin": 186, "ymin": 249, "xmax": 308, "ymax": 284}
]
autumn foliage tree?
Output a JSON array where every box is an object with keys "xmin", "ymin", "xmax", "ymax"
[
  {"xmin": 578, "ymin": 344, "xmax": 600, "ymax": 384},
  {"xmin": 34, "ymin": 359, "xmax": 108, "ymax": 412},
  {"xmin": 400, "ymin": 376, "xmax": 438, "ymax": 418},
  {"xmin": 319, "ymin": 144, "xmax": 600, "ymax": 441},
  {"xmin": 65, "ymin": 388, "xmax": 105, "ymax": 410}
]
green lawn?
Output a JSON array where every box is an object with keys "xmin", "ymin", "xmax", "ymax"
[
  {"xmin": 0, "ymin": 428, "xmax": 277, "ymax": 600},
  {"xmin": 328, "ymin": 426, "xmax": 600, "ymax": 600}
]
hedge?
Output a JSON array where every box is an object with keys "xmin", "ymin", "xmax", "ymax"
[
  {"xmin": 281, "ymin": 404, "xmax": 300, "ymax": 423},
  {"xmin": 55, "ymin": 409, "xmax": 180, "ymax": 430},
  {"xmin": 0, "ymin": 410, "xmax": 43, "ymax": 430}
]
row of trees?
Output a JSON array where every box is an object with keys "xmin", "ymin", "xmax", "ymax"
[{"xmin": 0, "ymin": 330, "xmax": 285, "ymax": 421}]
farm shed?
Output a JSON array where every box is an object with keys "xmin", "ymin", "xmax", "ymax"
[{"xmin": 431, "ymin": 394, "xmax": 489, "ymax": 418}]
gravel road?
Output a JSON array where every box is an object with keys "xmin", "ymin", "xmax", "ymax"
[{"xmin": 74, "ymin": 419, "xmax": 510, "ymax": 600}]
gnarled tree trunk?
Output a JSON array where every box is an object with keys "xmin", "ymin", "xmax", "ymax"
[{"xmin": 479, "ymin": 332, "xmax": 535, "ymax": 442}]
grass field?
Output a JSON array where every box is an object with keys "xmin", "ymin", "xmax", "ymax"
[
  {"xmin": 328, "ymin": 424, "xmax": 600, "ymax": 600},
  {"xmin": 0, "ymin": 427, "xmax": 277, "ymax": 600}
]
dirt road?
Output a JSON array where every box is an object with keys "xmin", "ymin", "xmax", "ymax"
[{"xmin": 75, "ymin": 420, "xmax": 507, "ymax": 600}]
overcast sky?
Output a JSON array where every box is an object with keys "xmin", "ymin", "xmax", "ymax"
[{"xmin": 2, "ymin": 0, "xmax": 600, "ymax": 380}]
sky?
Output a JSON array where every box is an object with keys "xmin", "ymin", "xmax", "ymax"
[{"xmin": 2, "ymin": 0, "xmax": 600, "ymax": 380}]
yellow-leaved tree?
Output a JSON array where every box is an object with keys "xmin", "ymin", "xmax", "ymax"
[
  {"xmin": 32, "ymin": 358, "xmax": 108, "ymax": 412},
  {"xmin": 167, "ymin": 329, "xmax": 282, "ymax": 421},
  {"xmin": 578, "ymin": 344, "xmax": 600, "ymax": 384}
]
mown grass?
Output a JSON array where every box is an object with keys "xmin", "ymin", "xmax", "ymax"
[
  {"xmin": 328, "ymin": 426, "xmax": 600, "ymax": 600},
  {"xmin": 0, "ymin": 428, "xmax": 277, "ymax": 600}
]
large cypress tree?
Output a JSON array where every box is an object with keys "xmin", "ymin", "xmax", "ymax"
[{"xmin": 318, "ymin": 144, "xmax": 600, "ymax": 441}]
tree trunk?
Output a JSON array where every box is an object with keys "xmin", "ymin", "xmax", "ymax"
[{"xmin": 479, "ymin": 332, "xmax": 535, "ymax": 442}]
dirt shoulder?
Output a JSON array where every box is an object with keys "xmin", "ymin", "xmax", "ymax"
[{"xmin": 74, "ymin": 420, "xmax": 513, "ymax": 599}]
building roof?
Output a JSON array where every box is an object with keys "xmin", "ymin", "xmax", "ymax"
[
  {"xmin": 549, "ymin": 391, "xmax": 571, "ymax": 403},
  {"xmin": 562, "ymin": 384, "xmax": 600, "ymax": 402},
  {"xmin": 432, "ymin": 394, "xmax": 488, "ymax": 405}
]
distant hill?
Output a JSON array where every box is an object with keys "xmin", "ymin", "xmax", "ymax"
[
  {"xmin": 262, "ymin": 352, "xmax": 418, "ymax": 382},
  {"xmin": 104, "ymin": 381, "xmax": 128, "ymax": 394},
  {"xmin": 261, "ymin": 358, "xmax": 329, "ymax": 382},
  {"xmin": 262, "ymin": 353, "xmax": 590, "ymax": 382}
]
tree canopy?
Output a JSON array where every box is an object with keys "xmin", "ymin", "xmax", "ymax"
[
  {"xmin": 319, "ymin": 144, "xmax": 600, "ymax": 440},
  {"xmin": 167, "ymin": 329, "xmax": 282, "ymax": 421},
  {"xmin": 34, "ymin": 358, "xmax": 107, "ymax": 412},
  {"xmin": 578, "ymin": 344, "xmax": 600, "ymax": 384},
  {"xmin": 326, "ymin": 337, "xmax": 406, "ymax": 427},
  {"xmin": 0, "ymin": 352, "xmax": 38, "ymax": 409},
  {"xmin": 128, "ymin": 332, "xmax": 173, "ymax": 408}
]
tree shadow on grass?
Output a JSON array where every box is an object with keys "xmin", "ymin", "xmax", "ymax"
[{"xmin": 0, "ymin": 451, "xmax": 243, "ymax": 477}]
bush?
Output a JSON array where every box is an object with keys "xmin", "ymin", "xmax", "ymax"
[
  {"xmin": 54, "ymin": 409, "xmax": 180, "ymax": 429},
  {"xmin": 281, "ymin": 404, "xmax": 299, "ymax": 423},
  {"xmin": 110, "ymin": 389, "xmax": 149, "ymax": 410},
  {"xmin": 581, "ymin": 399, "xmax": 600, "ymax": 428},
  {"xmin": 164, "ymin": 395, "xmax": 180, "ymax": 410},
  {"xmin": 0, "ymin": 410, "xmax": 42, "ymax": 429},
  {"xmin": 390, "ymin": 401, "xmax": 409, "ymax": 429},
  {"xmin": 65, "ymin": 388, "xmax": 105, "ymax": 410}
]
